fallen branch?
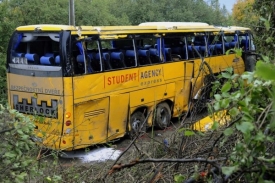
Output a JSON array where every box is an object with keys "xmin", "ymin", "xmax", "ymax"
[{"xmin": 108, "ymin": 157, "xmax": 225, "ymax": 175}]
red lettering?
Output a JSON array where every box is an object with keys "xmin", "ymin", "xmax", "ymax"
[
  {"xmin": 107, "ymin": 77, "xmax": 111, "ymax": 85},
  {"xmin": 112, "ymin": 76, "xmax": 115, "ymax": 84},
  {"xmin": 125, "ymin": 74, "xmax": 129, "ymax": 82},
  {"xmin": 129, "ymin": 74, "xmax": 133, "ymax": 81},
  {"xmin": 116, "ymin": 76, "xmax": 120, "ymax": 84},
  {"xmin": 106, "ymin": 73, "xmax": 138, "ymax": 86}
]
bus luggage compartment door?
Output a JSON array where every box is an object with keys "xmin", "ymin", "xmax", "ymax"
[{"xmin": 73, "ymin": 97, "xmax": 109, "ymax": 147}]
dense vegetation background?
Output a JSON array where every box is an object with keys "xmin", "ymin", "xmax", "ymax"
[{"xmin": 1, "ymin": 0, "xmax": 275, "ymax": 182}]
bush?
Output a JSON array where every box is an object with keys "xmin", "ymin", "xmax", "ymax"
[{"xmin": 0, "ymin": 105, "xmax": 41, "ymax": 182}]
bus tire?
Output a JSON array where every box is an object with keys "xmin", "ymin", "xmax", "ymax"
[
  {"xmin": 129, "ymin": 111, "xmax": 146, "ymax": 138},
  {"xmin": 245, "ymin": 55, "xmax": 256, "ymax": 72},
  {"xmin": 154, "ymin": 102, "xmax": 171, "ymax": 129}
]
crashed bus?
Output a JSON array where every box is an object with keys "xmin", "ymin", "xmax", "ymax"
[{"xmin": 6, "ymin": 22, "xmax": 255, "ymax": 150}]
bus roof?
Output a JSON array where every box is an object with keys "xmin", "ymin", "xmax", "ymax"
[
  {"xmin": 15, "ymin": 23, "xmax": 251, "ymax": 35},
  {"xmin": 215, "ymin": 26, "xmax": 251, "ymax": 33},
  {"xmin": 139, "ymin": 22, "xmax": 210, "ymax": 27},
  {"xmin": 16, "ymin": 24, "xmax": 76, "ymax": 31}
]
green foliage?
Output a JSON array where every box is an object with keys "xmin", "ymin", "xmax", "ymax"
[
  {"xmin": 211, "ymin": 65, "xmax": 275, "ymax": 181},
  {"xmin": 252, "ymin": 0, "xmax": 275, "ymax": 58},
  {"xmin": 0, "ymin": 105, "xmax": 38, "ymax": 182},
  {"xmin": 174, "ymin": 174, "xmax": 185, "ymax": 183},
  {"xmin": 255, "ymin": 61, "xmax": 275, "ymax": 80},
  {"xmin": 0, "ymin": 53, "xmax": 7, "ymax": 104}
]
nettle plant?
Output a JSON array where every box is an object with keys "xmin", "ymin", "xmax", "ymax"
[
  {"xmin": 0, "ymin": 105, "xmax": 40, "ymax": 182},
  {"xmin": 0, "ymin": 105, "xmax": 66, "ymax": 183},
  {"xmin": 210, "ymin": 59, "xmax": 275, "ymax": 181}
]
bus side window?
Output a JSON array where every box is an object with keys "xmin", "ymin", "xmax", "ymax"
[{"xmin": 187, "ymin": 36, "xmax": 201, "ymax": 59}]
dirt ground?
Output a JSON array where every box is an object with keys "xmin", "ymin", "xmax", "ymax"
[{"xmin": 50, "ymin": 111, "xmax": 213, "ymax": 182}]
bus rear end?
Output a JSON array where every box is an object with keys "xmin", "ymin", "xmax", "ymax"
[{"xmin": 6, "ymin": 25, "xmax": 73, "ymax": 150}]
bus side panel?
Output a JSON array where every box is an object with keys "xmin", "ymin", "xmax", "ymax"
[
  {"xmin": 130, "ymin": 83, "xmax": 175, "ymax": 127},
  {"xmin": 73, "ymin": 97, "xmax": 109, "ymax": 149},
  {"xmin": 7, "ymin": 74, "xmax": 11, "ymax": 105},
  {"xmin": 108, "ymin": 93, "xmax": 130, "ymax": 140},
  {"xmin": 173, "ymin": 80, "xmax": 184, "ymax": 116},
  {"xmin": 58, "ymin": 77, "xmax": 75, "ymax": 150},
  {"xmin": 173, "ymin": 62, "xmax": 193, "ymax": 116},
  {"xmin": 59, "ymin": 95, "xmax": 74, "ymax": 150},
  {"xmin": 130, "ymin": 84, "xmax": 175, "ymax": 107}
]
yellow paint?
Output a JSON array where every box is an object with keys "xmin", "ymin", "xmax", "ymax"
[
  {"xmin": 192, "ymin": 110, "xmax": 230, "ymax": 131},
  {"xmin": 108, "ymin": 93, "xmax": 130, "ymax": 140},
  {"xmin": 73, "ymin": 97, "xmax": 109, "ymax": 148}
]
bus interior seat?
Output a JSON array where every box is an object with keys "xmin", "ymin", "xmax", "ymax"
[
  {"xmin": 224, "ymin": 42, "xmax": 230, "ymax": 51},
  {"xmin": 171, "ymin": 47, "xmax": 183, "ymax": 60},
  {"xmin": 240, "ymin": 39, "xmax": 249, "ymax": 50},
  {"xmin": 101, "ymin": 52, "xmax": 112, "ymax": 70},
  {"xmin": 89, "ymin": 53, "xmax": 101, "ymax": 72},
  {"xmin": 164, "ymin": 48, "xmax": 172, "ymax": 61},
  {"xmin": 200, "ymin": 46, "xmax": 207, "ymax": 56},
  {"xmin": 125, "ymin": 50, "xmax": 136, "ymax": 67},
  {"xmin": 187, "ymin": 45, "xmax": 200, "ymax": 58},
  {"xmin": 55, "ymin": 55, "xmax": 60, "ymax": 65},
  {"xmin": 13, "ymin": 52, "xmax": 25, "ymax": 57},
  {"xmin": 215, "ymin": 44, "xmax": 223, "ymax": 54},
  {"xmin": 45, "ymin": 53, "xmax": 55, "ymax": 57},
  {"xmin": 40, "ymin": 56, "xmax": 54, "ymax": 65},
  {"xmin": 94, "ymin": 52, "xmax": 112, "ymax": 71},
  {"xmin": 138, "ymin": 49, "xmax": 151, "ymax": 65},
  {"xmin": 230, "ymin": 42, "xmax": 237, "ymax": 48},
  {"xmin": 143, "ymin": 45, "xmax": 152, "ymax": 49},
  {"xmin": 76, "ymin": 55, "xmax": 93, "ymax": 74},
  {"xmin": 149, "ymin": 48, "xmax": 161, "ymax": 63},
  {"xmin": 208, "ymin": 45, "xmax": 216, "ymax": 56},
  {"xmin": 110, "ymin": 52, "xmax": 125, "ymax": 69},
  {"xmin": 25, "ymin": 53, "xmax": 39, "ymax": 64}
]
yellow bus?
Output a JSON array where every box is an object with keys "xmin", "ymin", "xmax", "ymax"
[{"xmin": 6, "ymin": 22, "xmax": 255, "ymax": 150}]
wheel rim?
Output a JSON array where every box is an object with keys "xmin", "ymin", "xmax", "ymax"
[
  {"xmin": 160, "ymin": 108, "xmax": 168, "ymax": 126},
  {"xmin": 132, "ymin": 117, "xmax": 141, "ymax": 132}
]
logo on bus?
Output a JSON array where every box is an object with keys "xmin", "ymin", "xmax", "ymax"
[{"xmin": 13, "ymin": 95, "xmax": 58, "ymax": 118}]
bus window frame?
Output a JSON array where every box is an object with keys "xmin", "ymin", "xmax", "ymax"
[
  {"xmin": 60, "ymin": 30, "xmax": 72, "ymax": 77},
  {"xmin": 132, "ymin": 36, "xmax": 138, "ymax": 67}
]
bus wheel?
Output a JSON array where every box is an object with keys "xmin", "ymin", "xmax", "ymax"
[
  {"xmin": 129, "ymin": 111, "xmax": 146, "ymax": 138},
  {"xmin": 154, "ymin": 102, "xmax": 171, "ymax": 129}
]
